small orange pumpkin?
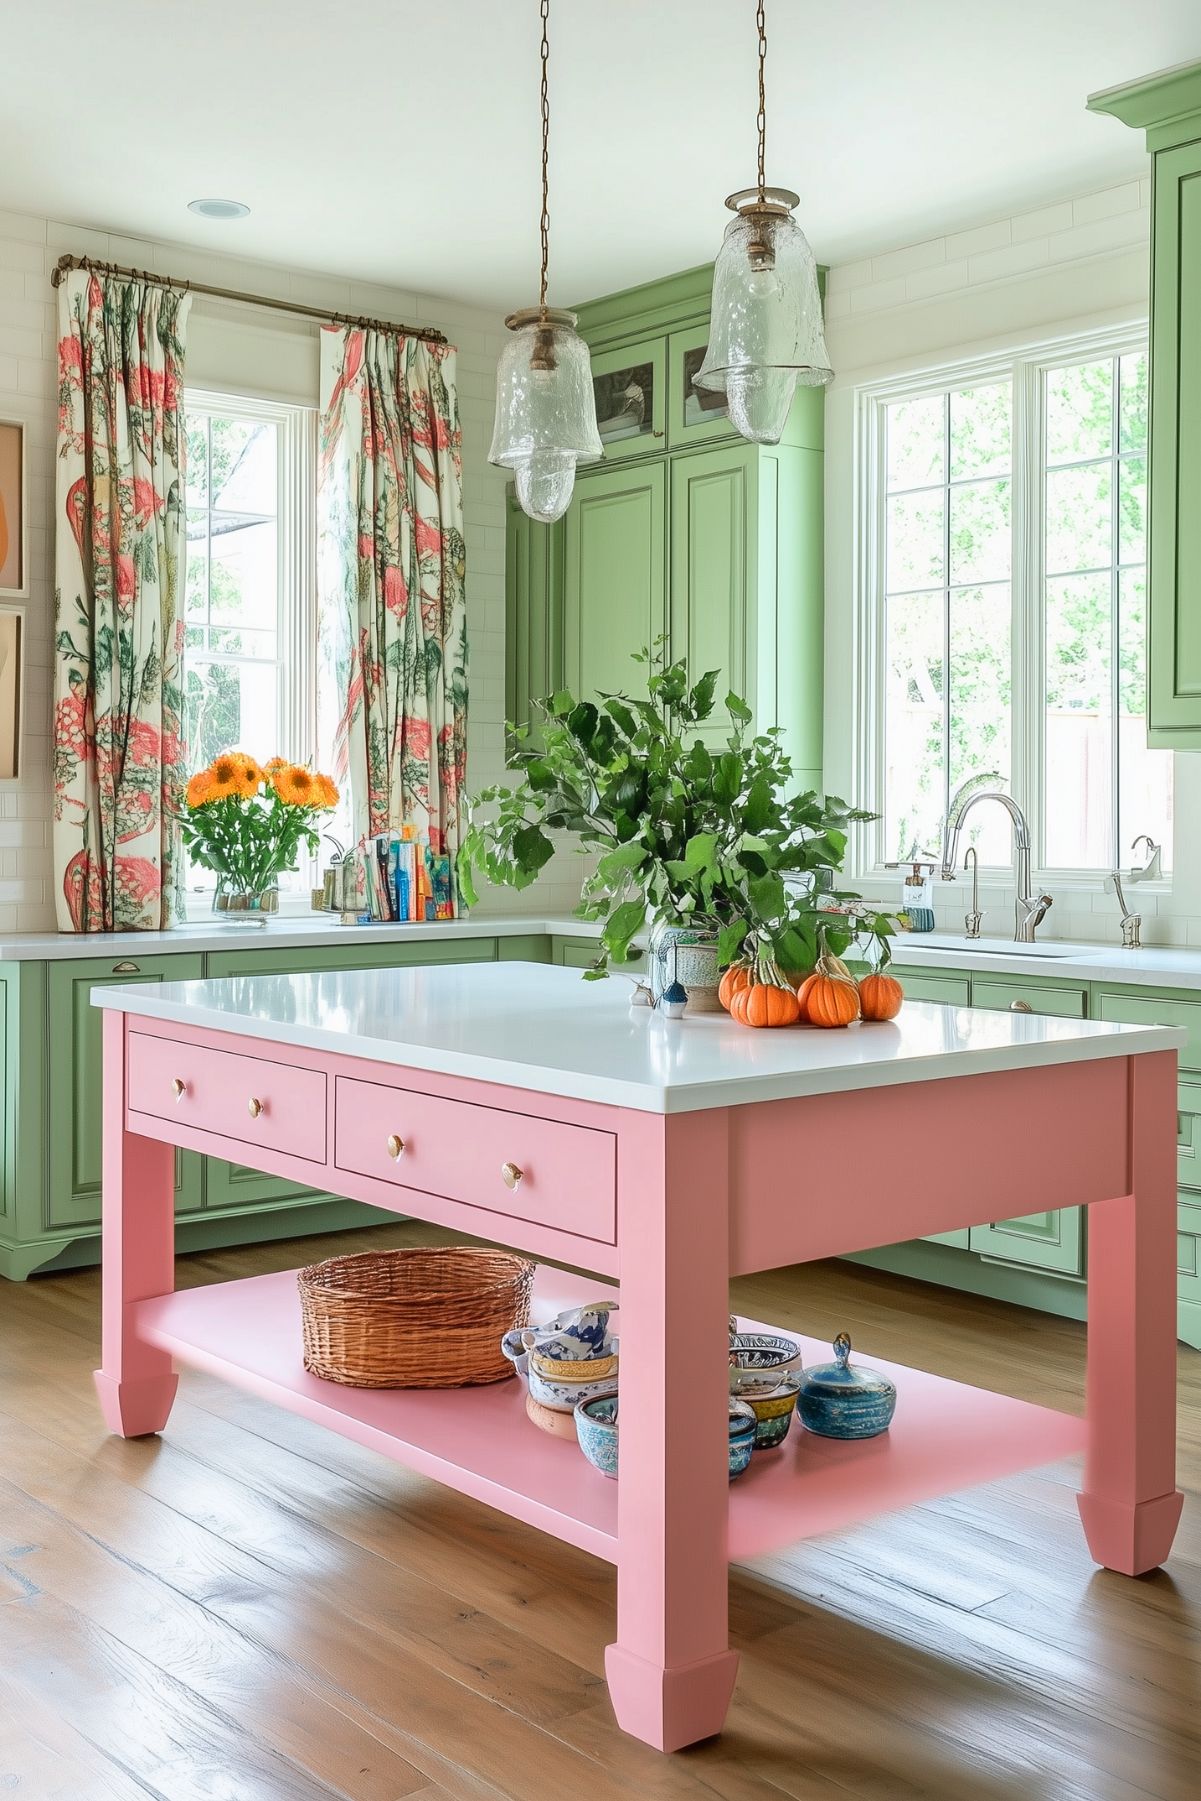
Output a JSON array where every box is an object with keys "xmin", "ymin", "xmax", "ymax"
[
  {"xmin": 801, "ymin": 947, "xmax": 861, "ymax": 1029},
  {"xmin": 728, "ymin": 954, "xmax": 801, "ymax": 1028},
  {"xmin": 859, "ymin": 970, "xmax": 903, "ymax": 1021},
  {"xmin": 718, "ymin": 962, "xmax": 753, "ymax": 1012}
]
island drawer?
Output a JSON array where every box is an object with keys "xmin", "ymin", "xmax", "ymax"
[
  {"xmin": 333, "ymin": 1076, "xmax": 617, "ymax": 1242},
  {"xmin": 127, "ymin": 1033, "xmax": 328, "ymax": 1164}
]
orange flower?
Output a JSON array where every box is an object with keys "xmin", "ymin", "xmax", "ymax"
[
  {"xmin": 270, "ymin": 763, "xmax": 319, "ymax": 807},
  {"xmin": 314, "ymin": 772, "xmax": 339, "ymax": 809},
  {"xmin": 185, "ymin": 771, "xmax": 214, "ymax": 808},
  {"xmin": 225, "ymin": 750, "xmax": 264, "ymax": 785},
  {"xmin": 263, "ymin": 755, "xmax": 289, "ymax": 776},
  {"xmin": 207, "ymin": 753, "xmax": 260, "ymax": 801}
]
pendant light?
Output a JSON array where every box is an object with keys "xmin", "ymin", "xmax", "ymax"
[
  {"xmin": 489, "ymin": 0, "xmax": 601, "ymax": 523},
  {"xmin": 693, "ymin": 0, "xmax": 833, "ymax": 445}
]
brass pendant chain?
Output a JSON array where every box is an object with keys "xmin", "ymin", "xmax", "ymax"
[
  {"xmin": 756, "ymin": 0, "xmax": 768, "ymax": 203},
  {"xmin": 539, "ymin": 0, "xmax": 551, "ymax": 315}
]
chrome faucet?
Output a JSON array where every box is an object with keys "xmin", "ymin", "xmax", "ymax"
[{"xmin": 941, "ymin": 779, "xmax": 1053, "ymax": 944}]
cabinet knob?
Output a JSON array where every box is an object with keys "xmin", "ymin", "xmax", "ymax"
[
  {"xmin": 112, "ymin": 960, "xmax": 140, "ymax": 974},
  {"xmin": 501, "ymin": 1161, "xmax": 524, "ymax": 1190},
  {"xmin": 248, "ymin": 1096, "xmax": 264, "ymax": 1118},
  {"xmin": 1009, "ymin": 999, "xmax": 1033, "ymax": 1013},
  {"xmin": 386, "ymin": 1134, "xmax": 406, "ymax": 1160},
  {"xmin": 171, "ymin": 1078, "xmax": 186, "ymax": 1100}
]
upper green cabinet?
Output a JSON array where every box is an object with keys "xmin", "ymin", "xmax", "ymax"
[
  {"xmin": 505, "ymin": 263, "xmax": 826, "ymax": 778},
  {"xmin": 1089, "ymin": 63, "xmax": 1201, "ymax": 746},
  {"xmin": 563, "ymin": 460, "xmax": 667, "ymax": 702}
]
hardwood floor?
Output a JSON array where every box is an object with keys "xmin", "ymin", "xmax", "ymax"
[{"xmin": 1, "ymin": 1219, "xmax": 1198, "ymax": 1801}]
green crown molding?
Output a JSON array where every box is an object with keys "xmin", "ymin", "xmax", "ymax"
[{"xmin": 1088, "ymin": 58, "xmax": 1201, "ymax": 150}]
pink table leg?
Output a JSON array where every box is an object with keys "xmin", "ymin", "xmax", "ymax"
[
  {"xmin": 1078, "ymin": 1050, "xmax": 1184, "ymax": 1574},
  {"xmin": 604, "ymin": 1109, "xmax": 739, "ymax": 1751},
  {"xmin": 93, "ymin": 1011, "xmax": 178, "ymax": 1438}
]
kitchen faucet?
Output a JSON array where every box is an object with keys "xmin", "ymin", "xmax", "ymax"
[{"xmin": 940, "ymin": 777, "xmax": 1054, "ymax": 944}]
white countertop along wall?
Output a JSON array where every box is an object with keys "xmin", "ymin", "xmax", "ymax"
[{"xmin": 95, "ymin": 960, "xmax": 1184, "ymax": 1115}]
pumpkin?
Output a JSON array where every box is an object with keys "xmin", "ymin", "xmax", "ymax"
[
  {"xmin": 799, "ymin": 947, "xmax": 861, "ymax": 1029},
  {"xmin": 859, "ymin": 970, "xmax": 903, "ymax": 1021},
  {"xmin": 728, "ymin": 954, "xmax": 801, "ymax": 1029},
  {"xmin": 731, "ymin": 980, "xmax": 800, "ymax": 1029},
  {"xmin": 718, "ymin": 962, "xmax": 753, "ymax": 1012}
]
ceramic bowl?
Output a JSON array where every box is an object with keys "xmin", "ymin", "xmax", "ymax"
[
  {"xmin": 521, "ymin": 1303, "xmax": 615, "ymax": 1362},
  {"xmin": 525, "ymin": 1391, "xmax": 580, "ymax": 1440},
  {"xmin": 743, "ymin": 1379, "xmax": 799, "ymax": 1450},
  {"xmin": 527, "ymin": 1364, "xmax": 618, "ymax": 1413},
  {"xmin": 729, "ymin": 1331, "xmax": 803, "ymax": 1396},
  {"xmin": 528, "ymin": 1345, "xmax": 619, "ymax": 1384},
  {"xmin": 500, "ymin": 1328, "xmax": 531, "ymax": 1377},
  {"xmin": 574, "ymin": 1393, "xmax": 759, "ymax": 1482}
]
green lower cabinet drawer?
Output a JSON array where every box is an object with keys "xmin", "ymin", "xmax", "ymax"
[
  {"xmin": 48, "ymin": 954, "xmax": 206, "ymax": 1230},
  {"xmin": 969, "ymin": 1209, "xmax": 1084, "ymax": 1276},
  {"xmin": 1178, "ymin": 1225, "xmax": 1201, "ymax": 1306},
  {"xmin": 552, "ymin": 936, "xmax": 645, "ymax": 972},
  {"xmin": 1095, "ymin": 988, "xmax": 1201, "ymax": 1071},
  {"xmin": 971, "ymin": 979, "xmax": 1087, "ymax": 1018},
  {"xmin": 893, "ymin": 968, "xmax": 971, "ymax": 1006}
]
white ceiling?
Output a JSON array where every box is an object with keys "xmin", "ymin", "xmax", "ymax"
[{"xmin": 2, "ymin": 2, "xmax": 1195, "ymax": 309}]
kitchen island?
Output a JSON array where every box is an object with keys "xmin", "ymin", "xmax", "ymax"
[{"xmin": 93, "ymin": 961, "xmax": 1186, "ymax": 1751}]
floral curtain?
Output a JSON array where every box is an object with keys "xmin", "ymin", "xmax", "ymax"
[
  {"xmin": 317, "ymin": 325, "xmax": 467, "ymax": 856},
  {"xmin": 53, "ymin": 270, "xmax": 191, "ymax": 931}
]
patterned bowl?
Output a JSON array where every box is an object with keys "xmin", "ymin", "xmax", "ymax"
[
  {"xmin": 528, "ymin": 1364, "xmax": 619, "ymax": 1413},
  {"xmin": 742, "ymin": 1379, "xmax": 799, "ymax": 1450},
  {"xmin": 574, "ymin": 1393, "xmax": 759, "ymax": 1481},
  {"xmin": 528, "ymin": 1345, "xmax": 619, "ymax": 1384},
  {"xmin": 729, "ymin": 1331, "xmax": 803, "ymax": 1396}
]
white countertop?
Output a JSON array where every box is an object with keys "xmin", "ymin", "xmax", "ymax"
[
  {"xmin": 93, "ymin": 960, "xmax": 1183, "ymax": 1114},
  {"xmin": 0, "ymin": 911, "xmax": 591, "ymax": 963}
]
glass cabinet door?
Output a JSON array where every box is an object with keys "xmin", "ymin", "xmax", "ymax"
[
  {"xmin": 668, "ymin": 322, "xmax": 734, "ymax": 448},
  {"xmin": 590, "ymin": 334, "xmax": 666, "ymax": 463}
]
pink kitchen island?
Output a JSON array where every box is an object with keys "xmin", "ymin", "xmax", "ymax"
[{"xmin": 93, "ymin": 960, "xmax": 1186, "ymax": 1751}]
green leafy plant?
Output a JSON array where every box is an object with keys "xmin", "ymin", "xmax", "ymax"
[{"xmin": 459, "ymin": 649, "xmax": 895, "ymax": 977}]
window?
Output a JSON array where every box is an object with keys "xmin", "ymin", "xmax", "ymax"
[
  {"xmin": 863, "ymin": 334, "xmax": 1172, "ymax": 878},
  {"xmin": 183, "ymin": 391, "xmax": 317, "ymax": 890}
]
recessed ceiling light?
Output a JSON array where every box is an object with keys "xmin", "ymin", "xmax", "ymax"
[{"xmin": 187, "ymin": 198, "xmax": 251, "ymax": 220}]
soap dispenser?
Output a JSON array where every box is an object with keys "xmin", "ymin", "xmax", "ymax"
[{"xmin": 887, "ymin": 858, "xmax": 939, "ymax": 933}]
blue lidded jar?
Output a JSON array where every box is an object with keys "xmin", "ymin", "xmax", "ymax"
[{"xmin": 795, "ymin": 1333, "xmax": 896, "ymax": 1440}]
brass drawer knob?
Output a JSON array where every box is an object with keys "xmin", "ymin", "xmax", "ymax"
[
  {"xmin": 501, "ymin": 1161, "xmax": 524, "ymax": 1190},
  {"xmin": 171, "ymin": 1078, "xmax": 186, "ymax": 1100},
  {"xmin": 248, "ymin": 1096, "xmax": 264, "ymax": 1118},
  {"xmin": 386, "ymin": 1134, "xmax": 406, "ymax": 1160},
  {"xmin": 1010, "ymin": 999, "xmax": 1033, "ymax": 1014}
]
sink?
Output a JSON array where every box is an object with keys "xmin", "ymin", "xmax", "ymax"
[{"xmin": 895, "ymin": 933, "xmax": 1090, "ymax": 960}]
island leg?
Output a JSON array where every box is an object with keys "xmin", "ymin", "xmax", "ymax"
[
  {"xmin": 605, "ymin": 1109, "xmax": 738, "ymax": 1751},
  {"xmin": 93, "ymin": 1011, "xmax": 178, "ymax": 1438},
  {"xmin": 1078, "ymin": 1050, "xmax": 1183, "ymax": 1574}
]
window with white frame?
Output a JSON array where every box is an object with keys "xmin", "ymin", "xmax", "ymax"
[
  {"xmin": 183, "ymin": 391, "xmax": 317, "ymax": 891},
  {"xmin": 863, "ymin": 333, "xmax": 1172, "ymax": 879}
]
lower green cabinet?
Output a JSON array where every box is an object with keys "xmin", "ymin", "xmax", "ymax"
[
  {"xmin": 47, "ymin": 954, "xmax": 206, "ymax": 1230},
  {"xmin": 551, "ymin": 936, "xmax": 646, "ymax": 973}
]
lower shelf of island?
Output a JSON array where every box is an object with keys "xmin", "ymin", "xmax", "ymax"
[{"xmin": 133, "ymin": 1263, "xmax": 1087, "ymax": 1565}]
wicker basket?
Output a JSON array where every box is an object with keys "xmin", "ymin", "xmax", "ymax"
[{"xmin": 298, "ymin": 1247, "xmax": 535, "ymax": 1389}]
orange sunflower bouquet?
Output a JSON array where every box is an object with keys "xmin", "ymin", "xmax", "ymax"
[{"xmin": 181, "ymin": 752, "xmax": 339, "ymax": 914}]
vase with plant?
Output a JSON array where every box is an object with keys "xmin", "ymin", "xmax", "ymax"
[
  {"xmin": 181, "ymin": 752, "xmax": 339, "ymax": 916},
  {"xmin": 458, "ymin": 648, "xmax": 894, "ymax": 1006}
]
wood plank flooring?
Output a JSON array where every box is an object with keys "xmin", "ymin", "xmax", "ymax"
[{"xmin": 0, "ymin": 1219, "xmax": 1197, "ymax": 1801}]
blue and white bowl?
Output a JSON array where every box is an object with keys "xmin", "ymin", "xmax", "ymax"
[
  {"xmin": 574, "ymin": 1393, "xmax": 759, "ymax": 1481},
  {"xmin": 528, "ymin": 1364, "xmax": 618, "ymax": 1413}
]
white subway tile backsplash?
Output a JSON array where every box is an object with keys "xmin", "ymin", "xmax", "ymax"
[
  {"xmin": 871, "ymin": 239, "xmax": 947, "ymax": 282},
  {"xmin": 943, "ymin": 220, "xmax": 1012, "ymax": 261},
  {"xmin": 967, "ymin": 237, "xmax": 1051, "ymax": 284},
  {"xmin": 1011, "ymin": 201, "xmax": 1075, "ymax": 242},
  {"xmin": 1072, "ymin": 182, "xmax": 1143, "ymax": 225}
]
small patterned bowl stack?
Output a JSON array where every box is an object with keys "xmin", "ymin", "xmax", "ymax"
[
  {"xmin": 500, "ymin": 1302, "xmax": 620, "ymax": 1437},
  {"xmin": 575, "ymin": 1392, "xmax": 759, "ymax": 1481}
]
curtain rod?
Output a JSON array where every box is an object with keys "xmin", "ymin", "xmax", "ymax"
[{"xmin": 50, "ymin": 253, "xmax": 449, "ymax": 346}]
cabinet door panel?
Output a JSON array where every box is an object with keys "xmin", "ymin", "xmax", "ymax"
[
  {"xmin": 668, "ymin": 324, "xmax": 733, "ymax": 449},
  {"xmin": 201, "ymin": 937, "xmax": 497, "ymax": 1210},
  {"xmin": 670, "ymin": 445, "xmax": 756, "ymax": 745},
  {"xmin": 968, "ymin": 979, "xmax": 1083, "ymax": 1275},
  {"xmin": 563, "ymin": 463, "xmax": 666, "ymax": 704},
  {"xmin": 1148, "ymin": 139, "xmax": 1201, "ymax": 743},
  {"xmin": 591, "ymin": 334, "xmax": 666, "ymax": 464},
  {"xmin": 47, "ymin": 955, "xmax": 205, "ymax": 1230}
]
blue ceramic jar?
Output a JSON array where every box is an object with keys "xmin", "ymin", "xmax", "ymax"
[{"xmin": 795, "ymin": 1333, "xmax": 896, "ymax": 1440}]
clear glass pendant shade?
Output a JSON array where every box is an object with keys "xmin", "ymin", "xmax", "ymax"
[
  {"xmin": 694, "ymin": 190, "xmax": 833, "ymax": 445},
  {"xmin": 489, "ymin": 308, "xmax": 602, "ymax": 523}
]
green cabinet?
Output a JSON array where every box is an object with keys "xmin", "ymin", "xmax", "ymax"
[
  {"xmin": 563, "ymin": 460, "xmax": 667, "ymax": 705},
  {"xmin": 47, "ymin": 954, "xmax": 206, "ymax": 1230},
  {"xmin": 551, "ymin": 935, "xmax": 645, "ymax": 973},
  {"xmin": 1090, "ymin": 64, "xmax": 1201, "ymax": 746},
  {"xmin": 505, "ymin": 264, "xmax": 824, "ymax": 774}
]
